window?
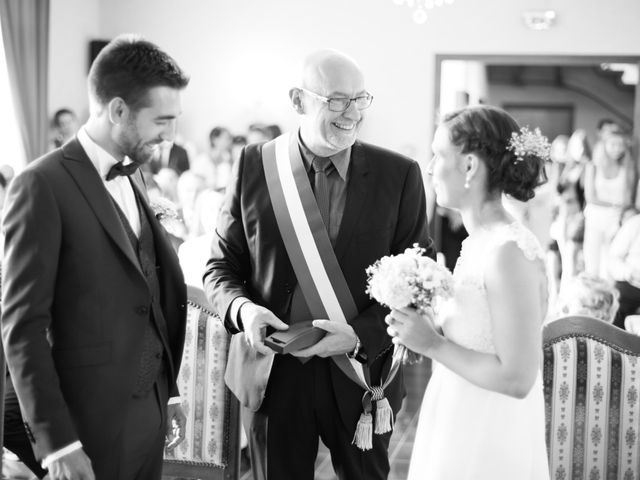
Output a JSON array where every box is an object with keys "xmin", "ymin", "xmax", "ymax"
[{"xmin": 0, "ymin": 23, "xmax": 27, "ymax": 175}]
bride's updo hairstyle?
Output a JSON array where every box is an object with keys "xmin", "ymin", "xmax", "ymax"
[{"xmin": 442, "ymin": 105, "xmax": 548, "ymax": 202}]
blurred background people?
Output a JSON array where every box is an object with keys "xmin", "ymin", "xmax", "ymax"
[
  {"xmin": 50, "ymin": 107, "xmax": 79, "ymax": 149},
  {"xmin": 231, "ymin": 134, "xmax": 247, "ymax": 165},
  {"xmin": 583, "ymin": 128, "xmax": 636, "ymax": 277},
  {"xmin": 548, "ymin": 179, "xmax": 585, "ymax": 298},
  {"xmin": 554, "ymin": 273, "xmax": 620, "ymax": 324},
  {"xmin": 192, "ymin": 126, "xmax": 233, "ymax": 191},
  {"xmin": 608, "ymin": 209, "xmax": 640, "ymax": 329}
]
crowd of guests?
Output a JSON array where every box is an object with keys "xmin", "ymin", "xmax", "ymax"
[
  {"xmin": 44, "ymin": 109, "xmax": 640, "ymax": 333},
  {"xmin": 544, "ymin": 119, "xmax": 638, "ymax": 330}
]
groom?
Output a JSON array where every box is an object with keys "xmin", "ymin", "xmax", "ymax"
[
  {"xmin": 204, "ymin": 49, "xmax": 433, "ymax": 479},
  {"xmin": 2, "ymin": 35, "xmax": 189, "ymax": 480}
]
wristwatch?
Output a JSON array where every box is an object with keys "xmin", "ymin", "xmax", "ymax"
[{"xmin": 347, "ymin": 336, "xmax": 367, "ymax": 364}]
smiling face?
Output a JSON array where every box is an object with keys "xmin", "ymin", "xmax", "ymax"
[
  {"xmin": 118, "ymin": 86, "xmax": 182, "ymax": 165},
  {"xmin": 296, "ymin": 51, "xmax": 366, "ymax": 156},
  {"xmin": 429, "ymin": 125, "xmax": 468, "ymax": 209}
]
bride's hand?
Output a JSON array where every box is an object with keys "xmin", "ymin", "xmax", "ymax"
[{"xmin": 385, "ymin": 306, "xmax": 442, "ymax": 356}]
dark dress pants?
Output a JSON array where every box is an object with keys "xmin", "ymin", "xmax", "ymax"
[
  {"xmin": 117, "ymin": 371, "xmax": 169, "ymax": 480},
  {"xmin": 243, "ymin": 355, "xmax": 392, "ymax": 480}
]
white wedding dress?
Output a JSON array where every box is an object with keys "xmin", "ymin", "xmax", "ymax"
[{"xmin": 408, "ymin": 222, "xmax": 550, "ymax": 480}]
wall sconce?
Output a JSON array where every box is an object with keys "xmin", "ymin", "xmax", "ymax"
[{"xmin": 522, "ymin": 10, "xmax": 557, "ymax": 30}]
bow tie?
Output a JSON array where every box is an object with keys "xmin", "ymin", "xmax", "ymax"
[{"xmin": 106, "ymin": 161, "xmax": 140, "ymax": 181}]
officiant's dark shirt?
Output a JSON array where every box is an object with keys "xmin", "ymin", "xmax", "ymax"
[
  {"xmin": 288, "ymin": 131, "xmax": 351, "ymax": 324},
  {"xmin": 297, "ymin": 130, "xmax": 350, "ymax": 246}
]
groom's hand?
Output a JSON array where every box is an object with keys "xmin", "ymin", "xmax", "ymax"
[
  {"xmin": 47, "ymin": 448, "xmax": 95, "ymax": 480},
  {"xmin": 240, "ymin": 303, "xmax": 288, "ymax": 355},
  {"xmin": 291, "ymin": 320, "xmax": 357, "ymax": 358}
]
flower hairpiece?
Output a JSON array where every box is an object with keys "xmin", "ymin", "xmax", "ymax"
[{"xmin": 507, "ymin": 126, "xmax": 551, "ymax": 163}]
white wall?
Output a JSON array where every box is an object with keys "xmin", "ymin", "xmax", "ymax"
[{"xmin": 49, "ymin": 0, "xmax": 640, "ymax": 163}]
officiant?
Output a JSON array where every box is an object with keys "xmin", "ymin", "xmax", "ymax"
[{"xmin": 203, "ymin": 48, "xmax": 433, "ymax": 480}]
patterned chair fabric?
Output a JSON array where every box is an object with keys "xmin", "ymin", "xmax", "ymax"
[
  {"xmin": 163, "ymin": 285, "xmax": 240, "ymax": 480},
  {"xmin": 543, "ymin": 315, "xmax": 640, "ymax": 480}
]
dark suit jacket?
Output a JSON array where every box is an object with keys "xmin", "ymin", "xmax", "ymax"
[
  {"xmin": 1, "ymin": 138, "xmax": 187, "ymax": 476},
  {"xmin": 203, "ymin": 138, "xmax": 432, "ymax": 434}
]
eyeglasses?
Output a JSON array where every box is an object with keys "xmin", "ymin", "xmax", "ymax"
[{"xmin": 300, "ymin": 88, "xmax": 374, "ymax": 112}]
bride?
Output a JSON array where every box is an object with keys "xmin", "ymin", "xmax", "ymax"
[{"xmin": 387, "ymin": 105, "xmax": 550, "ymax": 479}]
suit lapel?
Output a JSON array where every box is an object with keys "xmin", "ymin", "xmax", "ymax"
[
  {"xmin": 60, "ymin": 138, "xmax": 143, "ymax": 276},
  {"xmin": 334, "ymin": 142, "xmax": 370, "ymax": 261},
  {"xmin": 129, "ymin": 173, "xmax": 176, "ymax": 272}
]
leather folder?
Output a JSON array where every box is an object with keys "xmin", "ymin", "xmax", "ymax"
[{"xmin": 264, "ymin": 321, "xmax": 327, "ymax": 354}]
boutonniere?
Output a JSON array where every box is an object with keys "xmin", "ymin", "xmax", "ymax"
[{"xmin": 150, "ymin": 197, "xmax": 185, "ymax": 239}]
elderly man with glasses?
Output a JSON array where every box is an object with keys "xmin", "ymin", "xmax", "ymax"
[{"xmin": 204, "ymin": 49, "xmax": 433, "ymax": 480}]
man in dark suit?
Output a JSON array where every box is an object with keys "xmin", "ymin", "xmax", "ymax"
[
  {"xmin": 203, "ymin": 49, "xmax": 433, "ymax": 480},
  {"xmin": 2, "ymin": 35, "xmax": 189, "ymax": 480}
]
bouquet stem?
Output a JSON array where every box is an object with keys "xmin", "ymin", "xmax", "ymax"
[{"xmin": 396, "ymin": 344, "xmax": 423, "ymax": 365}]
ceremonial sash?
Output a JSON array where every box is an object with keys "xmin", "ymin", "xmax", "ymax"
[{"xmin": 262, "ymin": 132, "xmax": 402, "ymax": 450}]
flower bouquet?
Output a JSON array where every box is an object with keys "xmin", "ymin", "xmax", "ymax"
[{"xmin": 366, "ymin": 244, "xmax": 454, "ymax": 364}]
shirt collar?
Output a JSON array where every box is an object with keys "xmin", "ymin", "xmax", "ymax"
[
  {"xmin": 297, "ymin": 129, "xmax": 350, "ymax": 181},
  {"xmin": 77, "ymin": 126, "xmax": 131, "ymax": 181}
]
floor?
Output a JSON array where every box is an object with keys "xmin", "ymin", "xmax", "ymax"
[{"xmin": 239, "ymin": 358, "xmax": 432, "ymax": 480}]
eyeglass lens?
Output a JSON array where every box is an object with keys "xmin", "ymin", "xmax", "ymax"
[{"xmin": 328, "ymin": 95, "xmax": 372, "ymax": 112}]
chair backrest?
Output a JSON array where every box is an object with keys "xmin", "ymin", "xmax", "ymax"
[
  {"xmin": 163, "ymin": 285, "xmax": 240, "ymax": 480},
  {"xmin": 543, "ymin": 315, "xmax": 640, "ymax": 480}
]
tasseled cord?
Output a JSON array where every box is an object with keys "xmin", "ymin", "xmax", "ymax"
[
  {"xmin": 352, "ymin": 411, "xmax": 373, "ymax": 451},
  {"xmin": 352, "ymin": 386, "xmax": 393, "ymax": 450},
  {"xmin": 372, "ymin": 386, "xmax": 394, "ymax": 435}
]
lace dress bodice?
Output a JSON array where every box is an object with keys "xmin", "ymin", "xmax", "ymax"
[{"xmin": 437, "ymin": 222, "xmax": 546, "ymax": 354}]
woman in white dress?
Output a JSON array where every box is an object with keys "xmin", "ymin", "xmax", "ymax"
[{"xmin": 387, "ymin": 105, "xmax": 550, "ymax": 480}]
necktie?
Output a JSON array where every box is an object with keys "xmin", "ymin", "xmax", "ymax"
[
  {"xmin": 312, "ymin": 156, "xmax": 331, "ymax": 228},
  {"xmin": 106, "ymin": 161, "xmax": 140, "ymax": 181}
]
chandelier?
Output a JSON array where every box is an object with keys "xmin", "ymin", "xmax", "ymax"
[{"xmin": 392, "ymin": 0, "xmax": 455, "ymax": 24}]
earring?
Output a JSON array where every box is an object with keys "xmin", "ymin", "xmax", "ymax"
[{"xmin": 464, "ymin": 177, "xmax": 470, "ymax": 189}]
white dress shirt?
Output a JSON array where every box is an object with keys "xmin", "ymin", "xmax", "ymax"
[{"xmin": 77, "ymin": 127, "xmax": 141, "ymax": 236}]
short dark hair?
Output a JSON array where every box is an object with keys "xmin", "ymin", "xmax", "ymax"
[
  {"xmin": 232, "ymin": 135, "xmax": 247, "ymax": 146},
  {"xmin": 557, "ymin": 179, "xmax": 585, "ymax": 210},
  {"xmin": 597, "ymin": 118, "xmax": 617, "ymax": 131},
  {"xmin": 88, "ymin": 34, "xmax": 189, "ymax": 110},
  {"xmin": 52, "ymin": 108, "xmax": 76, "ymax": 127},
  {"xmin": 442, "ymin": 105, "xmax": 547, "ymax": 202},
  {"xmin": 209, "ymin": 126, "xmax": 230, "ymax": 145}
]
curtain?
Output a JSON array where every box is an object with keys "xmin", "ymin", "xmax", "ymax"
[{"xmin": 0, "ymin": 0, "xmax": 49, "ymax": 162}]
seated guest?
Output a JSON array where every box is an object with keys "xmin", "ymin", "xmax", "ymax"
[
  {"xmin": 554, "ymin": 273, "xmax": 620, "ymax": 324},
  {"xmin": 231, "ymin": 135, "xmax": 247, "ymax": 165},
  {"xmin": 192, "ymin": 126, "xmax": 233, "ymax": 190},
  {"xmin": 608, "ymin": 209, "xmax": 640, "ymax": 329},
  {"xmin": 50, "ymin": 108, "xmax": 79, "ymax": 149},
  {"xmin": 147, "ymin": 142, "xmax": 191, "ymax": 176}
]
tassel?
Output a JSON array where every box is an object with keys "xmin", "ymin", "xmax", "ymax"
[
  {"xmin": 374, "ymin": 397, "xmax": 394, "ymax": 434},
  {"xmin": 352, "ymin": 412, "xmax": 373, "ymax": 451}
]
